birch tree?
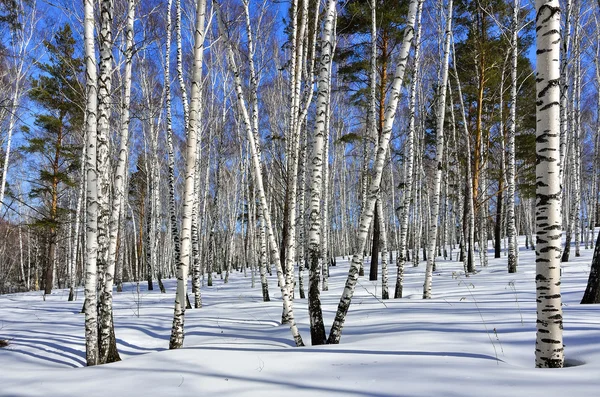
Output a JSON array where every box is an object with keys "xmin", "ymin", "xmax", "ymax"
[
  {"xmin": 534, "ymin": 0, "xmax": 564, "ymax": 368},
  {"xmin": 83, "ymin": 0, "xmax": 99, "ymax": 366},
  {"xmin": 423, "ymin": 0, "xmax": 452, "ymax": 300},
  {"xmin": 169, "ymin": 0, "xmax": 207, "ymax": 349},
  {"xmin": 395, "ymin": 0, "xmax": 424, "ymax": 299},
  {"xmin": 306, "ymin": 0, "xmax": 336, "ymax": 346},
  {"xmin": 506, "ymin": 0, "xmax": 519, "ymax": 273}
]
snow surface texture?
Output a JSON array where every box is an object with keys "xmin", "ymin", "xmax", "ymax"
[{"xmin": 1, "ymin": 236, "xmax": 599, "ymax": 396}]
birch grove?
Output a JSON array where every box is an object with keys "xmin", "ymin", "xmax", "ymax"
[{"xmin": 3, "ymin": 0, "xmax": 600, "ymax": 372}]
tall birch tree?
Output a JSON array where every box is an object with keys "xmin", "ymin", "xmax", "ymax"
[
  {"xmin": 83, "ymin": 0, "xmax": 99, "ymax": 366},
  {"xmin": 534, "ymin": 0, "xmax": 564, "ymax": 368},
  {"xmin": 169, "ymin": 0, "xmax": 207, "ymax": 350},
  {"xmin": 423, "ymin": 0, "xmax": 452, "ymax": 300}
]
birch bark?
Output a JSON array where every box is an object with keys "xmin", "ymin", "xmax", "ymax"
[
  {"xmin": 507, "ymin": 0, "xmax": 519, "ymax": 273},
  {"xmin": 394, "ymin": 0, "xmax": 423, "ymax": 298},
  {"xmin": 534, "ymin": 0, "xmax": 564, "ymax": 368},
  {"xmin": 423, "ymin": 0, "xmax": 452, "ymax": 300},
  {"xmin": 169, "ymin": 0, "xmax": 206, "ymax": 349},
  {"xmin": 83, "ymin": 0, "xmax": 99, "ymax": 367}
]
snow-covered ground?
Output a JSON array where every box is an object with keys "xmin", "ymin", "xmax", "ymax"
[{"xmin": 2, "ymin": 237, "xmax": 600, "ymax": 396}]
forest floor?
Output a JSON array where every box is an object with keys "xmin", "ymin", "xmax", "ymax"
[{"xmin": 1, "ymin": 235, "xmax": 600, "ymax": 396}]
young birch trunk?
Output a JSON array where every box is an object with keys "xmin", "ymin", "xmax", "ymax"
[
  {"xmin": 169, "ymin": 0, "xmax": 206, "ymax": 349},
  {"xmin": 423, "ymin": 0, "xmax": 452, "ymax": 300},
  {"xmin": 83, "ymin": 0, "xmax": 99, "ymax": 367},
  {"xmin": 573, "ymin": 27, "xmax": 581, "ymax": 258},
  {"xmin": 507, "ymin": 0, "xmax": 519, "ymax": 273},
  {"xmin": 328, "ymin": 0, "xmax": 420, "ymax": 344},
  {"xmin": 213, "ymin": 0, "xmax": 304, "ymax": 346},
  {"xmin": 321, "ymin": 111, "xmax": 331, "ymax": 292},
  {"xmin": 321, "ymin": 22, "xmax": 336, "ymax": 290},
  {"xmin": 164, "ymin": 0, "xmax": 184, "ymax": 302},
  {"xmin": 367, "ymin": 0, "xmax": 378, "ymax": 283},
  {"xmin": 297, "ymin": 131, "xmax": 307, "ymax": 299},
  {"xmin": 496, "ymin": 56, "xmax": 506, "ymax": 261},
  {"xmin": 534, "ymin": 0, "xmax": 564, "ymax": 368},
  {"xmin": 0, "ymin": 70, "xmax": 22, "ymax": 216},
  {"xmin": 282, "ymin": 0, "xmax": 310, "ymax": 321},
  {"xmin": 395, "ymin": 0, "xmax": 423, "ymax": 298},
  {"xmin": 242, "ymin": 0, "xmax": 269, "ymax": 302},
  {"xmin": 377, "ymin": 197, "xmax": 389, "ymax": 299}
]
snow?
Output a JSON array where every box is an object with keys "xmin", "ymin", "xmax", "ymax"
[{"xmin": 2, "ymin": 238, "xmax": 600, "ymax": 396}]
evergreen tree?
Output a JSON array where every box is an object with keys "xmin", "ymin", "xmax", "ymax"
[
  {"xmin": 336, "ymin": 0, "xmax": 410, "ymax": 280},
  {"xmin": 23, "ymin": 24, "xmax": 84, "ymax": 295}
]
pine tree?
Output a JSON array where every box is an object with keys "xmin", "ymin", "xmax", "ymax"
[{"xmin": 24, "ymin": 24, "xmax": 84, "ymax": 296}]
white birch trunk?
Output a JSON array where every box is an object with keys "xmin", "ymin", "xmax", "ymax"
[
  {"xmin": 307, "ymin": 0, "xmax": 336, "ymax": 346},
  {"xmin": 395, "ymin": 0, "xmax": 423, "ymax": 298},
  {"xmin": 559, "ymin": 0, "xmax": 572, "ymax": 203},
  {"xmin": 423, "ymin": 0, "xmax": 452, "ymax": 300},
  {"xmin": 507, "ymin": 0, "xmax": 519, "ymax": 273},
  {"xmin": 97, "ymin": 0, "xmax": 121, "ymax": 364},
  {"xmin": 169, "ymin": 0, "xmax": 206, "ymax": 349},
  {"xmin": 242, "ymin": 0, "xmax": 269, "ymax": 302},
  {"xmin": 164, "ymin": 0, "xmax": 183, "ymax": 301},
  {"xmin": 83, "ymin": 0, "xmax": 99, "ymax": 367},
  {"xmin": 534, "ymin": 0, "xmax": 564, "ymax": 368},
  {"xmin": 377, "ymin": 197, "xmax": 389, "ymax": 299}
]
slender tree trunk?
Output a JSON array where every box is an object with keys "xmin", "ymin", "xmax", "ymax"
[
  {"xmin": 394, "ymin": 0, "xmax": 423, "ymax": 298},
  {"xmin": 169, "ymin": 0, "xmax": 206, "ymax": 350},
  {"xmin": 83, "ymin": 0, "xmax": 99, "ymax": 367},
  {"xmin": 507, "ymin": 0, "xmax": 519, "ymax": 273},
  {"xmin": 423, "ymin": 0, "xmax": 452, "ymax": 299},
  {"xmin": 377, "ymin": 197, "xmax": 389, "ymax": 299}
]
